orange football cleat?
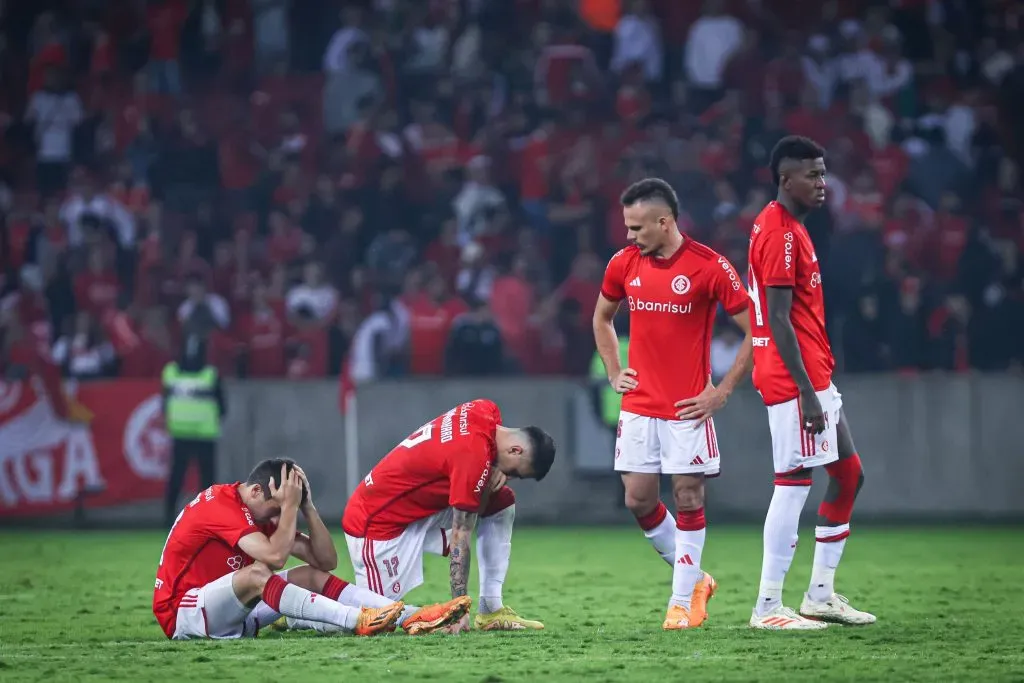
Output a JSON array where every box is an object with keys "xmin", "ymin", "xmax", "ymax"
[
  {"xmin": 402, "ymin": 596, "xmax": 472, "ymax": 635},
  {"xmin": 663, "ymin": 604, "xmax": 693, "ymax": 630},
  {"xmin": 688, "ymin": 572, "xmax": 718, "ymax": 627},
  {"xmin": 354, "ymin": 601, "xmax": 405, "ymax": 636}
]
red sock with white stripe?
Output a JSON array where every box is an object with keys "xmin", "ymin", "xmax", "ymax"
[
  {"xmin": 755, "ymin": 479, "xmax": 812, "ymax": 617},
  {"xmin": 670, "ymin": 509, "xmax": 706, "ymax": 609},
  {"xmin": 808, "ymin": 455, "xmax": 861, "ymax": 601},
  {"xmin": 634, "ymin": 502, "xmax": 675, "ymax": 566},
  {"xmin": 262, "ymin": 575, "xmax": 360, "ymax": 632}
]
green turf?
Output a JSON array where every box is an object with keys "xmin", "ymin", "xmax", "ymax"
[{"xmin": 0, "ymin": 527, "xmax": 1022, "ymax": 682}]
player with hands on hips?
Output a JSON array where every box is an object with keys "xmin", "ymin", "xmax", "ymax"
[{"xmin": 594, "ymin": 178, "xmax": 753, "ymax": 631}]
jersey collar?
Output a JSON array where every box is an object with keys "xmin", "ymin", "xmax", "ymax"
[{"xmin": 648, "ymin": 237, "xmax": 689, "ymax": 269}]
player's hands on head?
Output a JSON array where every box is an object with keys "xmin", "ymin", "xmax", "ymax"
[
  {"xmin": 292, "ymin": 464, "xmax": 313, "ymax": 510},
  {"xmin": 611, "ymin": 368, "xmax": 639, "ymax": 394},
  {"xmin": 799, "ymin": 391, "xmax": 826, "ymax": 435},
  {"xmin": 268, "ymin": 463, "xmax": 304, "ymax": 509},
  {"xmin": 674, "ymin": 378, "xmax": 726, "ymax": 425}
]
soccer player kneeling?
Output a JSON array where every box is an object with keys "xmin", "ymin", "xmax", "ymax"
[
  {"xmin": 153, "ymin": 459, "xmax": 468, "ymax": 639},
  {"xmin": 342, "ymin": 399, "xmax": 555, "ymax": 633}
]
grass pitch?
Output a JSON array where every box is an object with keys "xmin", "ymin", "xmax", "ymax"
[{"xmin": 0, "ymin": 526, "xmax": 1021, "ymax": 682}]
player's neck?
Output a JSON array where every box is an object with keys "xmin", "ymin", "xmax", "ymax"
[
  {"xmin": 654, "ymin": 232, "xmax": 684, "ymax": 260},
  {"xmin": 776, "ymin": 194, "xmax": 808, "ymax": 223}
]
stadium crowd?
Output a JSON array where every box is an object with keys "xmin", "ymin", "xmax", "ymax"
[{"xmin": 0, "ymin": 0, "xmax": 1022, "ymax": 384}]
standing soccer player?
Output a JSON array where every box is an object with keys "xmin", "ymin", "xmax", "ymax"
[
  {"xmin": 342, "ymin": 399, "xmax": 555, "ymax": 632},
  {"xmin": 745, "ymin": 136, "xmax": 876, "ymax": 629},
  {"xmin": 592, "ymin": 178, "xmax": 753, "ymax": 630}
]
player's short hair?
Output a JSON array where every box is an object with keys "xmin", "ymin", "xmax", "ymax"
[
  {"xmin": 523, "ymin": 426, "xmax": 556, "ymax": 481},
  {"xmin": 246, "ymin": 458, "xmax": 308, "ymax": 507},
  {"xmin": 620, "ymin": 178, "xmax": 680, "ymax": 219},
  {"xmin": 769, "ymin": 136, "xmax": 826, "ymax": 186}
]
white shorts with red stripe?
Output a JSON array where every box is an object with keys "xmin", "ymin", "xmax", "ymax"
[
  {"xmin": 345, "ymin": 509, "xmax": 453, "ymax": 601},
  {"xmin": 613, "ymin": 411, "xmax": 721, "ymax": 476},
  {"xmin": 766, "ymin": 383, "xmax": 843, "ymax": 476},
  {"xmin": 171, "ymin": 569, "xmax": 291, "ymax": 640}
]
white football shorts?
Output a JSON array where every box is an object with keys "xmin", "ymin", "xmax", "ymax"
[
  {"xmin": 766, "ymin": 382, "xmax": 843, "ymax": 476},
  {"xmin": 613, "ymin": 411, "xmax": 721, "ymax": 476},
  {"xmin": 345, "ymin": 508, "xmax": 453, "ymax": 601}
]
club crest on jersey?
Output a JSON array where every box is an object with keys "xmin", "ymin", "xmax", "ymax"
[{"xmin": 670, "ymin": 275, "xmax": 691, "ymax": 295}]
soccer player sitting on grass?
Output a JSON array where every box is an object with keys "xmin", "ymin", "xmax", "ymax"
[
  {"xmin": 153, "ymin": 459, "xmax": 469, "ymax": 639},
  {"xmin": 341, "ymin": 399, "xmax": 556, "ymax": 632}
]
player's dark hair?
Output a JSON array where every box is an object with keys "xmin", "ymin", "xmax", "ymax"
[
  {"xmin": 769, "ymin": 136, "xmax": 825, "ymax": 187},
  {"xmin": 523, "ymin": 426, "xmax": 556, "ymax": 481},
  {"xmin": 620, "ymin": 178, "xmax": 680, "ymax": 219},
  {"xmin": 246, "ymin": 458, "xmax": 308, "ymax": 507}
]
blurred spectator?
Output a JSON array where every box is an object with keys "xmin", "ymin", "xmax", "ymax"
[
  {"xmin": 455, "ymin": 241, "xmax": 496, "ymax": 304},
  {"xmin": 25, "ymin": 67, "xmax": 82, "ymax": 196},
  {"xmin": 52, "ymin": 311, "xmax": 116, "ymax": 379},
  {"xmin": 842, "ymin": 291, "xmax": 889, "ymax": 373},
  {"xmin": 710, "ymin": 322, "xmax": 742, "ymax": 382},
  {"xmin": 286, "ymin": 261, "xmax": 339, "ymax": 327},
  {"xmin": 684, "ymin": 0, "xmax": 743, "ymax": 112},
  {"xmin": 452, "ymin": 155, "xmax": 506, "ymax": 245},
  {"xmin": 610, "ymin": 0, "xmax": 663, "ymax": 84},
  {"xmin": 238, "ymin": 277, "xmax": 287, "ymax": 378},
  {"xmin": 445, "ymin": 298, "xmax": 505, "ymax": 377},
  {"xmin": 177, "ymin": 273, "xmax": 230, "ymax": 336},
  {"xmin": 406, "ymin": 271, "xmax": 468, "ymax": 377},
  {"xmin": 146, "ymin": 0, "xmax": 187, "ymax": 96},
  {"xmin": 348, "ymin": 295, "xmax": 409, "ymax": 385},
  {"xmin": 252, "ymin": 0, "xmax": 290, "ymax": 74}
]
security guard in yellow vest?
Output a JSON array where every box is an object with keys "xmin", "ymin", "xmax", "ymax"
[{"xmin": 162, "ymin": 335, "xmax": 226, "ymax": 526}]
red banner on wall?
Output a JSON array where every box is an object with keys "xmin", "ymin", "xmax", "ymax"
[{"xmin": 0, "ymin": 379, "xmax": 170, "ymax": 517}]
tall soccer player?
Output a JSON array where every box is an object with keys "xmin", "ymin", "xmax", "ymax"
[
  {"xmin": 593, "ymin": 178, "xmax": 753, "ymax": 630},
  {"xmin": 342, "ymin": 399, "xmax": 555, "ymax": 632},
  {"xmin": 745, "ymin": 136, "xmax": 876, "ymax": 629},
  {"xmin": 154, "ymin": 458, "xmax": 470, "ymax": 639}
]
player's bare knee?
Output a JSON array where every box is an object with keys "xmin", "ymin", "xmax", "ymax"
[
  {"xmin": 285, "ymin": 564, "xmax": 328, "ymax": 593},
  {"xmin": 622, "ymin": 474, "xmax": 660, "ymax": 516},
  {"xmin": 231, "ymin": 562, "xmax": 273, "ymax": 604},
  {"xmin": 671, "ymin": 474, "xmax": 704, "ymax": 511}
]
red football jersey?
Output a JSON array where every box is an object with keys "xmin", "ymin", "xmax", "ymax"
[
  {"xmin": 153, "ymin": 483, "xmax": 274, "ymax": 638},
  {"xmin": 746, "ymin": 201, "xmax": 835, "ymax": 405},
  {"xmin": 600, "ymin": 241, "xmax": 749, "ymax": 419},
  {"xmin": 343, "ymin": 399, "xmax": 501, "ymax": 540}
]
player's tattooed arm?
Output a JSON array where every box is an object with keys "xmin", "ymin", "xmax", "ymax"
[
  {"xmin": 449, "ymin": 509, "xmax": 477, "ymax": 598},
  {"xmin": 765, "ymin": 287, "xmax": 814, "ymax": 394}
]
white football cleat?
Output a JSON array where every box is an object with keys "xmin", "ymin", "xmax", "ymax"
[
  {"xmin": 749, "ymin": 604, "xmax": 829, "ymax": 630},
  {"xmin": 799, "ymin": 593, "xmax": 876, "ymax": 625}
]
